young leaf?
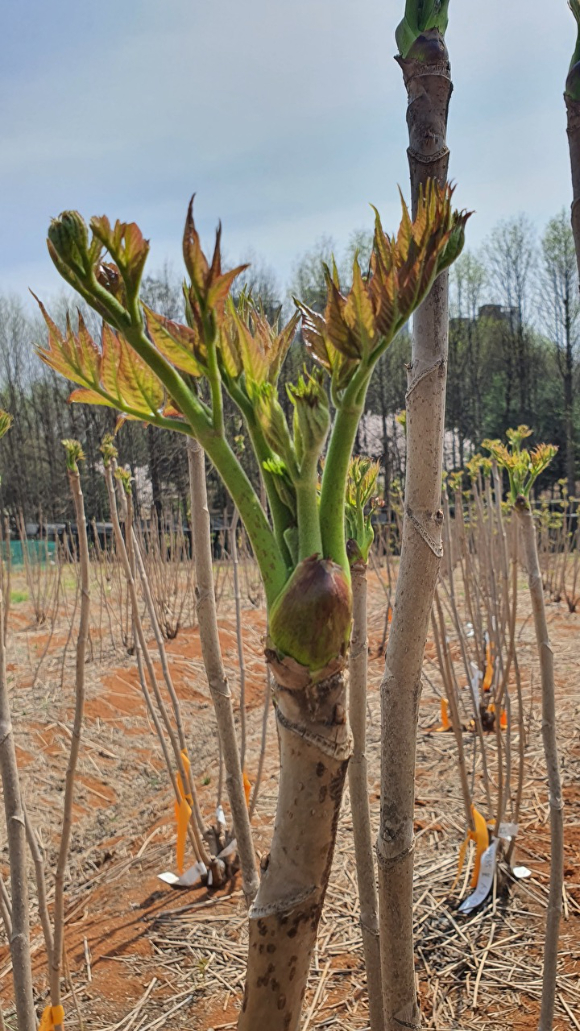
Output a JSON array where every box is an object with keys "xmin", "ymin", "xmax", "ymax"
[{"xmin": 144, "ymin": 305, "xmax": 205, "ymax": 376}]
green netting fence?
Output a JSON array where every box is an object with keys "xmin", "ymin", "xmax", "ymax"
[{"xmin": 0, "ymin": 540, "xmax": 57, "ymax": 566}]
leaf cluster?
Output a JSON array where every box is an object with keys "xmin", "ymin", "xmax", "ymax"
[
  {"xmin": 482, "ymin": 425, "xmax": 558, "ymax": 504},
  {"xmin": 38, "ymin": 181, "xmax": 468, "ymax": 605},
  {"xmin": 345, "ymin": 456, "xmax": 381, "ymax": 563}
]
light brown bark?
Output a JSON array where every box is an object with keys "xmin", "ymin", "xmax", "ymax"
[
  {"xmin": 348, "ymin": 562, "xmax": 384, "ymax": 1031},
  {"xmin": 565, "ymin": 94, "xmax": 580, "ymax": 281},
  {"xmin": 238, "ymin": 664, "xmax": 351, "ymax": 1031},
  {"xmin": 50, "ymin": 465, "xmax": 90, "ymax": 1030},
  {"xmin": 516, "ymin": 501, "xmax": 564, "ymax": 1031},
  {"xmin": 104, "ymin": 466, "xmax": 207, "ymax": 868},
  {"xmin": 187, "ymin": 439, "xmax": 259, "ymax": 903},
  {"xmin": 0, "ymin": 589, "xmax": 36, "ymax": 1030},
  {"xmin": 378, "ymin": 30, "xmax": 452, "ymax": 1031}
]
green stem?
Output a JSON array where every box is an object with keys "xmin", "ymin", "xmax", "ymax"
[
  {"xmin": 89, "ymin": 279, "xmax": 287, "ymax": 603},
  {"xmin": 319, "ymin": 367, "xmax": 371, "ymax": 571},
  {"xmin": 206, "ymin": 331, "xmax": 225, "ymax": 435},
  {"xmin": 296, "ymin": 478, "xmax": 322, "ymax": 561},
  {"xmin": 204, "ymin": 434, "xmax": 288, "ymax": 605},
  {"xmin": 224, "ymin": 378, "xmax": 295, "ymax": 567}
]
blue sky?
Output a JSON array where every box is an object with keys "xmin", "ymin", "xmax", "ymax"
[{"xmin": 0, "ymin": 1, "xmax": 576, "ymax": 301}]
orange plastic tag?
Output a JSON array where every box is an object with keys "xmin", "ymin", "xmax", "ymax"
[
  {"xmin": 174, "ymin": 796, "xmax": 192, "ymax": 874},
  {"xmin": 243, "ymin": 769, "xmax": 252, "ymax": 808},
  {"xmin": 435, "ymin": 698, "xmax": 451, "ymax": 732},
  {"xmin": 482, "ymin": 639, "xmax": 493, "ymax": 692},
  {"xmin": 470, "ymin": 806, "xmax": 489, "ymax": 885},
  {"xmin": 175, "ymin": 750, "xmax": 193, "ymax": 875},
  {"xmin": 39, "ymin": 1005, "xmax": 65, "ymax": 1030},
  {"xmin": 453, "ymin": 805, "xmax": 490, "ymax": 890}
]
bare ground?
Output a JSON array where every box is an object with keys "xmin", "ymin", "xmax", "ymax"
[{"xmin": 1, "ymin": 564, "xmax": 579, "ymax": 1031}]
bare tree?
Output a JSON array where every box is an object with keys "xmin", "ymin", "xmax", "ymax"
[{"xmin": 538, "ymin": 211, "xmax": 579, "ymax": 495}]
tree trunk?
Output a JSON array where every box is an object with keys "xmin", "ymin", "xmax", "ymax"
[
  {"xmin": 378, "ymin": 29, "xmax": 452, "ymax": 1031},
  {"xmin": 238, "ymin": 662, "xmax": 351, "ymax": 1031},
  {"xmin": 0, "ymin": 593, "xmax": 36, "ymax": 1030},
  {"xmin": 515, "ymin": 500, "xmax": 563, "ymax": 1031},
  {"xmin": 564, "ymin": 323, "xmax": 575, "ymax": 495},
  {"xmin": 348, "ymin": 560, "xmax": 384, "ymax": 1031},
  {"xmin": 566, "ymin": 92, "xmax": 580, "ymax": 281}
]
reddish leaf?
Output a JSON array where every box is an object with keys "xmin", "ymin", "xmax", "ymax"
[{"xmin": 144, "ymin": 306, "xmax": 205, "ymax": 376}]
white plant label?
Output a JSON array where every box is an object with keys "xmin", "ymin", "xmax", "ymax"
[
  {"xmin": 158, "ymin": 861, "xmax": 207, "ymax": 888},
  {"xmin": 459, "ymin": 839, "xmax": 498, "ymax": 913},
  {"xmin": 498, "ymin": 822, "xmax": 518, "ymax": 841}
]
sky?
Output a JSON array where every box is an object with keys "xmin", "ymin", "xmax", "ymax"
[{"xmin": 0, "ymin": 0, "xmax": 576, "ymax": 303}]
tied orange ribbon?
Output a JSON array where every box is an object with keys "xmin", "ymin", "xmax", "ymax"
[
  {"xmin": 482, "ymin": 638, "xmax": 494, "ymax": 693},
  {"xmin": 487, "ymin": 702, "xmax": 508, "ymax": 729},
  {"xmin": 453, "ymin": 805, "xmax": 489, "ymax": 890},
  {"xmin": 436, "ymin": 698, "xmax": 451, "ymax": 731},
  {"xmin": 39, "ymin": 1005, "xmax": 65, "ymax": 1030},
  {"xmin": 175, "ymin": 750, "xmax": 193, "ymax": 875},
  {"xmin": 242, "ymin": 769, "xmax": 252, "ymax": 808}
]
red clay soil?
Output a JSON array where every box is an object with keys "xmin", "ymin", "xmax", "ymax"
[{"xmin": 0, "ymin": 581, "xmax": 578, "ymax": 1030}]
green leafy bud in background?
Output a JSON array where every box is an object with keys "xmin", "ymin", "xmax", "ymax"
[
  {"xmin": 61, "ymin": 438, "xmax": 85, "ymax": 472},
  {"xmin": 345, "ymin": 457, "xmax": 381, "ymax": 564},
  {"xmin": 483, "ymin": 428, "xmax": 557, "ymax": 505},
  {"xmin": 114, "ymin": 467, "xmax": 133, "ymax": 496},
  {"xmin": 100, "ymin": 434, "xmax": 119, "ymax": 467}
]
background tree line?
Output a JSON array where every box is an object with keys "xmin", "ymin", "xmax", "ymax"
[{"xmin": 0, "ymin": 208, "xmax": 577, "ymax": 526}]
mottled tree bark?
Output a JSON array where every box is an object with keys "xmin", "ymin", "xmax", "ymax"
[
  {"xmin": 566, "ymin": 92, "xmax": 580, "ymax": 281},
  {"xmin": 516, "ymin": 500, "xmax": 563, "ymax": 1031},
  {"xmin": 378, "ymin": 29, "xmax": 452, "ymax": 1031},
  {"xmin": 238, "ymin": 660, "xmax": 351, "ymax": 1031},
  {"xmin": 0, "ymin": 590, "xmax": 36, "ymax": 1030},
  {"xmin": 50, "ymin": 462, "xmax": 91, "ymax": 1031},
  {"xmin": 187, "ymin": 439, "xmax": 259, "ymax": 903},
  {"xmin": 349, "ymin": 561, "xmax": 384, "ymax": 1031}
]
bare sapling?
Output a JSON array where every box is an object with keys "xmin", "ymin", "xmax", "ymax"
[
  {"xmin": 100, "ymin": 443, "xmax": 212, "ymax": 877},
  {"xmin": 0, "ymin": 410, "xmax": 36, "ymax": 1030},
  {"xmin": 136, "ymin": 515, "xmax": 195, "ymax": 638},
  {"xmin": 46, "ymin": 439, "xmax": 91, "ymax": 1031},
  {"xmin": 378, "ymin": 3, "xmax": 454, "ymax": 1027},
  {"xmin": 230, "ymin": 508, "xmax": 248, "ymax": 769},
  {"xmin": 433, "ymin": 461, "xmax": 528, "ymax": 895},
  {"xmin": 186, "ymin": 438, "xmax": 258, "ymax": 899},
  {"xmin": 0, "ymin": 518, "xmax": 12, "ymax": 643},
  {"xmin": 345, "ymin": 457, "xmax": 384, "ymax": 1031},
  {"xmin": 483, "ymin": 427, "xmax": 564, "ymax": 1031},
  {"xmin": 36, "ymin": 176, "xmax": 467, "ymax": 1028}
]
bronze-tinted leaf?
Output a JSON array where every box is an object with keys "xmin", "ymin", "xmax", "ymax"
[
  {"xmin": 144, "ymin": 305, "xmax": 204, "ymax": 376},
  {"xmin": 343, "ymin": 258, "xmax": 376, "ymax": 353},
  {"xmin": 118, "ymin": 346, "xmax": 164, "ymax": 415},
  {"xmin": 183, "ymin": 196, "xmax": 209, "ymax": 295},
  {"xmin": 90, "ymin": 216, "xmax": 149, "ymax": 291},
  {"xmin": 69, "ymin": 387, "xmax": 117, "ymax": 407},
  {"xmin": 323, "ymin": 271, "xmax": 361, "ymax": 359}
]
